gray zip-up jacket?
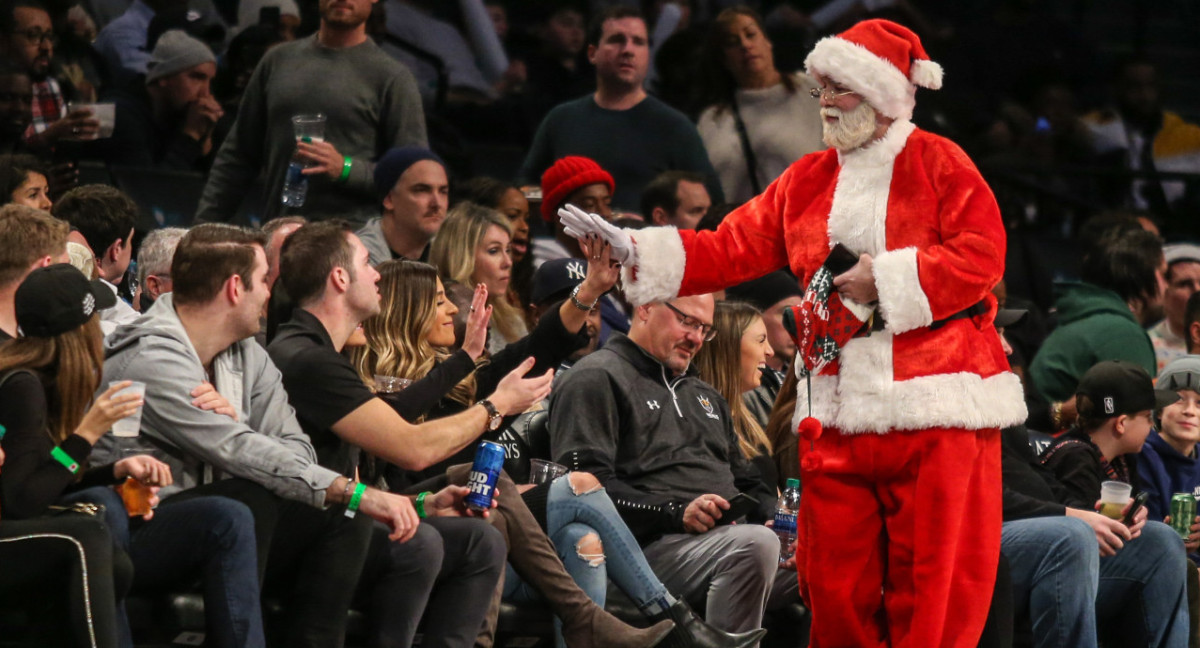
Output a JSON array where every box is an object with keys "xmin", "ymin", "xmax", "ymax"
[
  {"xmin": 549, "ymin": 334, "xmax": 768, "ymax": 544},
  {"xmin": 94, "ymin": 294, "xmax": 340, "ymax": 506}
]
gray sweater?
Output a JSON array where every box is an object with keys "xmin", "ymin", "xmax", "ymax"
[
  {"xmin": 195, "ymin": 35, "xmax": 427, "ymax": 226},
  {"xmin": 95, "ymin": 294, "xmax": 340, "ymax": 506}
]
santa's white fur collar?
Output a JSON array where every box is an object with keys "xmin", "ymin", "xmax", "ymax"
[{"xmin": 835, "ymin": 119, "xmax": 915, "ymax": 168}]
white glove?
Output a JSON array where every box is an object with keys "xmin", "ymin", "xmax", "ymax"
[{"xmin": 557, "ymin": 204, "xmax": 636, "ymax": 266}]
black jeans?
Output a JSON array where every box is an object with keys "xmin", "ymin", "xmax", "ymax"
[
  {"xmin": 356, "ymin": 516, "xmax": 506, "ymax": 648},
  {"xmin": 168, "ymin": 479, "xmax": 374, "ymax": 648},
  {"xmin": 0, "ymin": 514, "xmax": 132, "ymax": 648}
]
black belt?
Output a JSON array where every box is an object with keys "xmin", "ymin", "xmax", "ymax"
[{"xmin": 869, "ymin": 299, "xmax": 988, "ymax": 332}]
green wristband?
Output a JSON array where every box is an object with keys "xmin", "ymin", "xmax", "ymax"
[
  {"xmin": 344, "ymin": 482, "xmax": 366, "ymax": 518},
  {"xmin": 51, "ymin": 446, "xmax": 80, "ymax": 474},
  {"xmin": 337, "ymin": 156, "xmax": 352, "ymax": 183},
  {"xmin": 415, "ymin": 491, "xmax": 430, "ymax": 519}
]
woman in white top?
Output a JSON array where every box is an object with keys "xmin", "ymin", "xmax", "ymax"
[{"xmin": 696, "ymin": 7, "xmax": 825, "ymax": 204}]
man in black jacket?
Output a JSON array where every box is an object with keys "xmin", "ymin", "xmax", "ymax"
[{"xmin": 549, "ymin": 293, "xmax": 791, "ymax": 636}]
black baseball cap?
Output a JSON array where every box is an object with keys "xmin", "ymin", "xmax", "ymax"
[
  {"xmin": 1075, "ymin": 360, "xmax": 1179, "ymax": 419},
  {"xmin": 15, "ymin": 264, "xmax": 116, "ymax": 338},
  {"xmin": 530, "ymin": 258, "xmax": 590, "ymax": 306}
]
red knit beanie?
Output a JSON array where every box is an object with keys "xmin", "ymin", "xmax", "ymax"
[{"xmin": 539, "ymin": 156, "xmax": 615, "ymax": 222}]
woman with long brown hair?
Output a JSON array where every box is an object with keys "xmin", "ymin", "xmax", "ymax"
[
  {"xmin": 693, "ymin": 300, "xmax": 779, "ymax": 498},
  {"xmin": 0, "ymin": 264, "xmax": 265, "ymax": 648},
  {"xmin": 695, "ymin": 6, "xmax": 824, "ymax": 203}
]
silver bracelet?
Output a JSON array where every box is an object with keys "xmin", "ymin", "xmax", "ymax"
[{"xmin": 569, "ymin": 284, "xmax": 599, "ymax": 312}]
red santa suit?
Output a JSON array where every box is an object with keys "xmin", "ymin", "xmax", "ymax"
[{"xmin": 617, "ymin": 19, "xmax": 1027, "ymax": 648}]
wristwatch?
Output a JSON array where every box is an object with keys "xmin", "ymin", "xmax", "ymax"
[
  {"xmin": 478, "ymin": 399, "xmax": 502, "ymax": 431},
  {"xmin": 569, "ymin": 283, "xmax": 599, "ymax": 312}
]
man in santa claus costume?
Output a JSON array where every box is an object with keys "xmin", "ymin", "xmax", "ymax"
[{"xmin": 559, "ymin": 18, "xmax": 1027, "ymax": 648}]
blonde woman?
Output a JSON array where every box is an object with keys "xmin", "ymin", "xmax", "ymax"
[
  {"xmin": 693, "ymin": 300, "xmax": 778, "ymax": 494},
  {"xmin": 429, "ymin": 202, "xmax": 527, "ymax": 354}
]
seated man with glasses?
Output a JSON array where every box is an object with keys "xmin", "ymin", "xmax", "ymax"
[
  {"xmin": 1, "ymin": 1, "xmax": 101, "ymax": 150},
  {"xmin": 548, "ymin": 292, "xmax": 793, "ymax": 637}
]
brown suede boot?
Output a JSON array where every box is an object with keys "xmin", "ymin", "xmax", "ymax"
[{"xmin": 465, "ymin": 469, "xmax": 674, "ymax": 648}]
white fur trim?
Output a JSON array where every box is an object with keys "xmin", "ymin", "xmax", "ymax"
[
  {"xmin": 873, "ymin": 246, "xmax": 933, "ymax": 334},
  {"xmin": 805, "ymin": 36, "xmax": 916, "ymax": 121},
  {"xmin": 791, "ymin": 333, "xmax": 1028, "ymax": 433},
  {"xmin": 826, "ymin": 123, "xmax": 913, "ymax": 256},
  {"xmin": 910, "ymin": 59, "xmax": 943, "ymax": 90},
  {"xmin": 621, "ymin": 226, "xmax": 685, "ymax": 306},
  {"xmin": 841, "ymin": 297, "xmax": 875, "ymax": 322}
]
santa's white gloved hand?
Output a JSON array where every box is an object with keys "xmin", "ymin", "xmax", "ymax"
[{"xmin": 557, "ymin": 204, "xmax": 636, "ymax": 266}]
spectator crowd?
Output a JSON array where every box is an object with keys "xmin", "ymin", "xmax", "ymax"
[{"xmin": 3, "ymin": 0, "xmax": 1200, "ymax": 647}]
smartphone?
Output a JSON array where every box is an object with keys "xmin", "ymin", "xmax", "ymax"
[
  {"xmin": 825, "ymin": 243, "xmax": 859, "ymax": 276},
  {"xmin": 1122, "ymin": 491, "xmax": 1150, "ymax": 526},
  {"xmin": 715, "ymin": 493, "xmax": 759, "ymax": 525}
]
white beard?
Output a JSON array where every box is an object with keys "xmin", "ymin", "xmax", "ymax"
[{"xmin": 821, "ymin": 102, "xmax": 878, "ymax": 151}]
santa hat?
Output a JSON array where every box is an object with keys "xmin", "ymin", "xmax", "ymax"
[
  {"xmin": 540, "ymin": 156, "xmax": 614, "ymax": 223},
  {"xmin": 804, "ymin": 19, "xmax": 942, "ymax": 121}
]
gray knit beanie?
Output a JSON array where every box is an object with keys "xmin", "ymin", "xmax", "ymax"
[{"xmin": 146, "ymin": 30, "xmax": 216, "ymax": 84}]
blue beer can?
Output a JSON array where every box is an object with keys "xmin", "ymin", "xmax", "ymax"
[{"xmin": 465, "ymin": 441, "xmax": 505, "ymax": 512}]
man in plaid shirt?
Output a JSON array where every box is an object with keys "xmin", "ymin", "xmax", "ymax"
[{"xmin": 1, "ymin": 1, "xmax": 97, "ymax": 150}]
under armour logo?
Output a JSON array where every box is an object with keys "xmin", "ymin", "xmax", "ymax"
[
  {"xmin": 647, "ymin": 400, "xmax": 660, "ymax": 410},
  {"xmin": 1104, "ymin": 397, "xmax": 1114, "ymax": 414},
  {"xmin": 566, "ymin": 261, "xmax": 586, "ymax": 281}
]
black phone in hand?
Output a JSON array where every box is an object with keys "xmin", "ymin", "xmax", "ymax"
[
  {"xmin": 715, "ymin": 493, "xmax": 759, "ymax": 525},
  {"xmin": 1122, "ymin": 491, "xmax": 1149, "ymax": 526},
  {"xmin": 825, "ymin": 243, "xmax": 860, "ymax": 276}
]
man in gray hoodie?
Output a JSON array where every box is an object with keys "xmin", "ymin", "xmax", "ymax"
[{"xmin": 99, "ymin": 223, "xmax": 470, "ymax": 647}]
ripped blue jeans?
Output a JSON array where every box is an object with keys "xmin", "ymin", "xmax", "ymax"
[{"xmin": 503, "ymin": 473, "xmax": 671, "ymax": 647}]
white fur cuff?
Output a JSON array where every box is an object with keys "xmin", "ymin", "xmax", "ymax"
[
  {"xmin": 873, "ymin": 246, "xmax": 932, "ymax": 334},
  {"xmin": 621, "ymin": 227, "xmax": 685, "ymax": 306}
]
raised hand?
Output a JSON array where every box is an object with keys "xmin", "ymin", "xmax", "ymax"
[
  {"xmin": 577, "ymin": 235, "xmax": 620, "ymax": 296},
  {"xmin": 462, "ymin": 283, "xmax": 492, "ymax": 360}
]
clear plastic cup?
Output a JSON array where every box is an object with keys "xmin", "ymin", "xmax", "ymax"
[
  {"xmin": 1099, "ymin": 481, "xmax": 1132, "ymax": 520},
  {"xmin": 528, "ymin": 459, "xmax": 568, "ymax": 485},
  {"xmin": 109, "ymin": 381, "xmax": 146, "ymax": 437},
  {"xmin": 291, "ymin": 113, "xmax": 326, "ymax": 143},
  {"xmin": 67, "ymin": 102, "xmax": 116, "ymax": 139},
  {"xmin": 374, "ymin": 375, "xmax": 412, "ymax": 394}
]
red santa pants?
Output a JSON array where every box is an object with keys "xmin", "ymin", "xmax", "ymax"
[{"xmin": 797, "ymin": 426, "xmax": 1001, "ymax": 648}]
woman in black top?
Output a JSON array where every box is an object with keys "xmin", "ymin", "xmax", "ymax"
[
  {"xmin": 354, "ymin": 247, "xmax": 616, "ymax": 487},
  {"xmin": 0, "ymin": 264, "xmax": 265, "ymax": 648}
]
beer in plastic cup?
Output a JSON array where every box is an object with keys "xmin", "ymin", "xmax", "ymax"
[{"xmin": 1099, "ymin": 481, "xmax": 1132, "ymax": 520}]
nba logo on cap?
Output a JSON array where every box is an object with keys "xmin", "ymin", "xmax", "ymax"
[{"xmin": 1104, "ymin": 397, "xmax": 1114, "ymax": 414}]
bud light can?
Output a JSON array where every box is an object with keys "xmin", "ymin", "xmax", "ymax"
[
  {"xmin": 465, "ymin": 441, "xmax": 505, "ymax": 513},
  {"xmin": 1171, "ymin": 493, "xmax": 1196, "ymax": 540}
]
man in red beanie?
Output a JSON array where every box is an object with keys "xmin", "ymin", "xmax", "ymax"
[
  {"xmin": 560, "ymin": 18, "xmax": 1025, "ymax": 648},
  {"xmin": 533, "ymin": 154, "xmax": 615, "ymax": 269}
]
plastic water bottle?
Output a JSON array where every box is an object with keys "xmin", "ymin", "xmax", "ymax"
[
  {"xmin": 773, "ymin": 478, "xmax": 801, "ymax": 565},
  {"xmin": 281, "ymin": 159, "xmax": 308, "ymax": 207}
]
